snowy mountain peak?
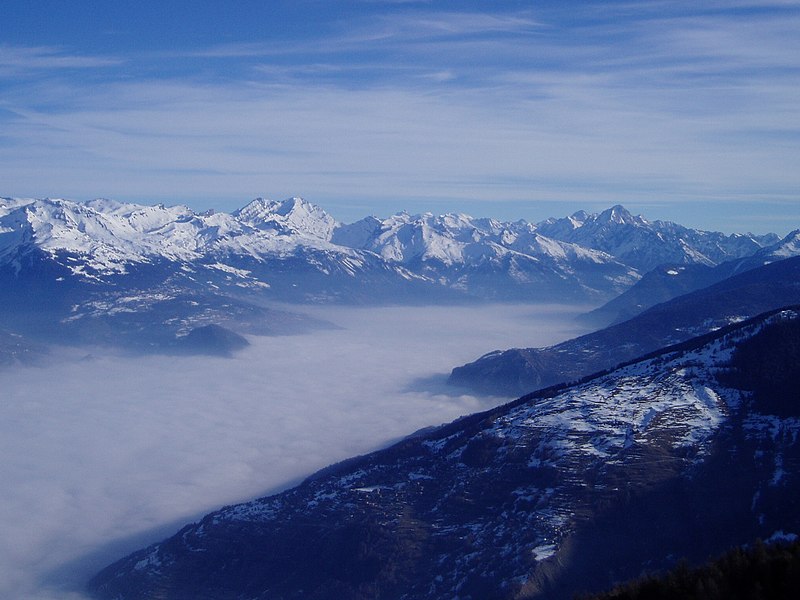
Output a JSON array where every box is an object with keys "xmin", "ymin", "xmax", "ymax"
[
  {"xmin": 4, "ymin": 197, "xmax": 217, "ymax": 270},
  {"xmin": 328, "ymin": 207, "xmax": 634, "ymax": 298},
  {"xmin": 0, "ymin": 196, "xmax": 351, "ymax": 278},
  {"xmin": 763, "ymin": 229, "xmax": 800, "ymax": 260},
  {"xmin": 331, "ymin": 216, "xmax": 383, "ymax": 249},
  {"xmin": 534, "ymin": 204, "xmax": 774, "ymax": 272},
  {"xmin": 595, "ymin": 204, "xmax": 643, "ymax": 226},
  {"xmin": 568, "ymin": 209, "xmax": 589, "ymax": 228},
  {"xmin": 234, "ymin": 197, "xmax": 338, "ymax": 240}
]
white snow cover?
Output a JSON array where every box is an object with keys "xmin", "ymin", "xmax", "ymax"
[
  {"xmin": 767, "ymin": 229, "xmax": 800, "ymax": 259},
  {"xmin": 484, "ymin": 312, "xmax": 800, "ymax": 477},
  {"xmin": 0, "ymin": 196, "xmax": 644, "ymax": 303},
  {"xmin": 486, "ymin": 340, "xmax": 737, "ymax": 467},
  {"xmin": 0, "ymin": 196, "xmax": 357, "ymax": 276},
  {"xmin": 234, "ymin": 197, "xmax": 339, "ymax": 240},
  {"xmin": 333, "ymin": 209, "xmax": 616, "ymax": 267},
  {"xmin": 534, "ymin": 204, "xmax": 779, "ymax": 272},
  {"xmin": 1, "ymin": 197, "xmax": 786, "ymax": 293}
]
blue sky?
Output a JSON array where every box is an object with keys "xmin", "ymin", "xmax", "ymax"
[{"xmin": 1, "ymin": 1, "xmax": 799, "ymax": 234}]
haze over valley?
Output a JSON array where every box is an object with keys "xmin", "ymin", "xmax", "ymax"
[
  {"xmin": 3, "ymin": 1, "xmax": 800, "ymax": 596},
  {"xmin": 1, "ymin": 191, "xmax": 799, "ymax": 598},
  {"xmin": 0, "ymin": 303, "xmax": 586, "ymax": 599}
]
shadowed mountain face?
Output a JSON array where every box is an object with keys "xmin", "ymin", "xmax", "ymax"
[
  {"xmin": 450, "ymin": 256, "xmax": 800, "ymax": 397},
  {"xmin": 578, "ymin": 263, "xmax": 721, "ymax": 328},
  {"xmin": 89, "ymin": 309, "xmax": 800, "ymax": 600},
  {"xmin": 580, "ymin": 229, "xmax": 800, "ymax": 329},
  {"xmin": 0, "ymin": 246, "xmax": 337, "ymax": 357},
  {"xmin": 582, "ymin": 538, "xmax": 800, "ymax": 600},
  {"xmin": 175, "ymin": 324, "xmax": 250, "ymax": 356}
]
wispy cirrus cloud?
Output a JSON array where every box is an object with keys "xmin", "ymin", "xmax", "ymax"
[
  {"xmin": 364, "ymin": 10, "xmax": 544, "ymax": 38},
  {"xmin": 2, "ymin": 68, "xmax": 795, "ymax": 232},
  {"xmin": 0, "ymin": 45, "xmax": 122, "ymax": 77},
  {"xmin": 179, "ymin": 42, "xmax": 282, "ymax": 59},
  {"xmin": 172, "ymin": 10, "xmax": 541, "ymax": 63},
  {"xmin": 0, "ymin": 3, "xmax": 798, "ymax": 232}
]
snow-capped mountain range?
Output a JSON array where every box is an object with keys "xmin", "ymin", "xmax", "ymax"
[
  {"xmin": 0, "ymin": 196, "xmax": 353, "ymax": 278},
  {"xmin": 0, "ymin": 196, "xmax": 777, "ymax": 300},
  {"xmin": 0, "ymin": 195, "xmax": 787, "ymax": 358},
  {"xmin": 89, "ymin": 307, "xmax": 800, "ymax": 600},
  {"xmin": 535, "ymin": 205, "xmax": 779, "ymax": 272}
]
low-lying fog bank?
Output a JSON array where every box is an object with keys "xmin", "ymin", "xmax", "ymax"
[{"xmin": 0, "ymin": 304, "xmax": 588, "ymax": 599}]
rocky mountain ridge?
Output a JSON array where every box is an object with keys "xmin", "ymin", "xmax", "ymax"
[
  {"xmin": 580, "ymin": 228, "xmax": 800, "ymax": 328},
  {"xmin": 450, "ymin": 255, "xmax": 800, "ymax": 396},
  {"xmin": 535, "ymin": 204, "xmax": 778, "ymax": 272}
]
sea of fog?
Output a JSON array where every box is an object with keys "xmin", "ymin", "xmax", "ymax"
[{"xmin": 0, "ymin": 304, "xmax": 589, "ymax": 599}]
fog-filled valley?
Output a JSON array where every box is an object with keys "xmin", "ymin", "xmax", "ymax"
[
  {"xmin": 2, "ymin": 194, "xmax": 799, "ymax": 598},
  {"xmin": 0, "ymin": 303, "xmax": 587, "ymax": 599},
  {"xmin": 6, "ymin": 1, "xmax": 800, "ymax": 596}
]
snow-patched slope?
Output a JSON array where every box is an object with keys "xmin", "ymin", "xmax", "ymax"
[
  {"xmin": 486, "ymin": 339, "xmax": 735, "ymax": 462},
  {"xmin": 90, "ymin": 309, "xmax": 800, "ymax": 600},
  {"xmin": 762, "ymin": 229, "xmax": 800, "ymax": 260}
]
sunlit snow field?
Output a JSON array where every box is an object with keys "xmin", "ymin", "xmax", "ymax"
[{"xmin": 0, "ymin": 304, "xmax": 588, "ymax": 599}]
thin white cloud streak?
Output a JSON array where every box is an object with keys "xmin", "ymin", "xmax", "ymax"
[
  {"xmin": 0, "ymin": 304, "xmax": 588, "ymax": 600},
  {"xmin": 181, "ymin": 42, "xmax": 297, "ymax": 59},
  {"xmin": 0, "ymin": 45, "xmax": 122, "ymax": 76},
  {"xmin": 622, "ymin": 15, "xmax": 800, "ymax": 75},
  {"xmin": 165, "ymin": 10, "xmax": 542, "ymax": 61},
  {"xmin": 365, "ymin": 11, "xmax": 544, "ymax": 38}
]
